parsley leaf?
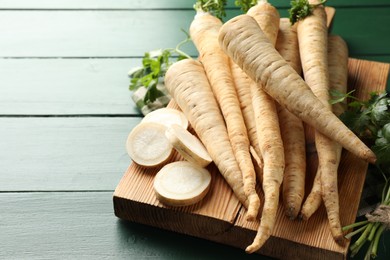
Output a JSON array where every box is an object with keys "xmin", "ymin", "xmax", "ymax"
[
  {"xmin": 371, "ymin": 93, "xmax": 390, "ymax": 126},
  {"xmin": 288, "ymin": 0, "xmax": 327, "ymax": 25},
  {"xmin": 193, "ymin": 0, "xmax": 227, "ymax": 20},
  {"xmin": 234, "ymin": 0, "xmax": 257, "ymax": 13},
  {"xmin": 128, "ymin": 33, "xmax": 191, "ymax": 106},
  {"xmin": 372, "ymin": 123, "xmax": 390, "ymax": 166},
  {"xmin": 338, "ymin": 91, "xmax": 390, "ymax": 171}
]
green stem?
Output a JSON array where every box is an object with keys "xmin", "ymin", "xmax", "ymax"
[
  {"xmin": 368, "ymin": 222, "xmax": 381, "ymax": 241},
  {"xmin": 364, "ymin": 242, "xmax": 374, "ymax": 260},
  {"xmin": 163, "ymin": 31, "xmax": 192, "ymax": 61},
  {"xmin": 355, "ymin": 223, "xmax": 374, "ymax": 246},
  {"xmin": 174, "ymin": 32, "xmax": 192, "ymax": 60},
  {"xmin": 345, "ymin": 224, "xmax": 368, "ymax": 240},
  {"xmin": 343, "ymin": 220, "xmax": 369, "ymax": 231},
  {"xmin": 350, "ymin": 237, "xmax": 367, "ymax": 257},
  {"xmin": 382, "ymin": 171, "xmax": 390, "ymax": 203},
  {"xmin": 371, "ymin": 224, "xmax": 385, "ymax": 257}
]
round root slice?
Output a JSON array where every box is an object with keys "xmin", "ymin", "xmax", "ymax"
[
  {"xmin": 154, "ymin": 161, "xmax": 212, "ymax": 207},
  {"xmin": 126, "ymin": 122, "xmax": 174, "ymax": 168},
  {"xmin": 141, "ymin": 108, "xmax": 189, "ymax": 129},
  {"xmin": 165, "ymin": 124, "xmax": 212, "ymax": 167}
]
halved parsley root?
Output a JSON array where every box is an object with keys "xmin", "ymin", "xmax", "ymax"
[
  {"xmin": 126, "ymin": 122, "xmax": 174, "ymax": 168},
  {"xmin": 141, "ymin": 107, "xmax": 189, "ymax": 129},
  {"xmin": 165, "ymin": 124, "xmax": 212, "ymax": 168},
  {"xmin": 154, "ymin": 161, "xmax": 211, "ymax": 207}
]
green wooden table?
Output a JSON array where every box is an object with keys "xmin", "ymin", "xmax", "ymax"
[{"xmin": 1, "ymin": 1, "xmax": 389, "ymax": 259}]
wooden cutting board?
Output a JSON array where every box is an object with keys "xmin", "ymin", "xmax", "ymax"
[{"xmin": 113, "ymin": 58, "xmax": 389, "ymax": 260}]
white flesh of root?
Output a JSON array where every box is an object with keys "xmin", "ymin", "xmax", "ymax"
[
  {"xmin": 165, "ymin": 124, "xmax": 212, "ymax": 167},
  {"xmin": 141, "ymin": 108, "xmax": 189, "ymax": 129},
  {"xmin": 126, "ymin": 122, "xmax": 174, "ymax": 167},
  {"xmin": 153, "ymin": 161, "xmax": 212, "ymax": 207}
]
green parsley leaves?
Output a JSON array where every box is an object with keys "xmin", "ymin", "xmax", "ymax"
[
  {"xmin": 288, "ymin": 0, "xmax": 327, "ymax": 25},
  {"xmin": 234, "ymin": 0, "xmax": 257, "ymax": 13},
  {"xmin": 128, "ymin": 33, "xmax": 191, "ymax": 111},
  {"xmin": 193, "ymin": 0, "xmax": 227, "ymax": 20}
]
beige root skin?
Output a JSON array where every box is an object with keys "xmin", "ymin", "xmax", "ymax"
[
  {"xmin": 322, "ymin": 34, "xmax": 349, "ymax": 244},
  {"xmin": 190, "ymin": 12, "xmax": 260, "ymax": 220},
  {"xmin": 230, "ymin": 60, "xmax": 263, "ymax": 183},
  {"xmin": 247, "ymin": 82, "xmax": 285, "ymax": 253},
  {"xmin": 297, "ymin": 4, "xmax": 346, "ymax": 244},
  {"xmin": 165, "ymin": 58, "xmax": 249, "ymax": 209},
  {"xmin": 247, "ymin": 0, "xmax": 280, "ymax": 46},
  {"xmin": 218, "ymin": 14, "xmax": 375, "ymax": 163},
  {"xmin": 300, "ymin": 170, "xmax": 322, "ymax": 220},
  {"xmin": 297, "ymin": 3, "xmax": 333, "ymax": 222},
  {"xmin": 276, "ymin": 17, "xmax": 306, "ymax": 220},
  {"xmin": 245, "ymin": 2, "xmax": 285, "ymax": 252}
]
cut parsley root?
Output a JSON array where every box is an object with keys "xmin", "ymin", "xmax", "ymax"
[
  {"xmin": 153, "ymin": 161, "xmax": 212, "ymax": 207},
  {"xmin": 141, "ymin": 108, "xmax": 189, "ymax": 129},
  {"xmin": 165, "ymin": 124, "xmax": 212, "ymax": 167},
  {"xmin": 126, "ymin": 122, "xmax": 174, "ymax": 168}
]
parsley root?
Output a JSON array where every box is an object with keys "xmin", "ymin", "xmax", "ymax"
[
  {"xmin": 164, "ymin": 58, "xmax": 249, "ymax": 209},
  {"xmin": 244, "ymin": 0, "xmax": 285, "ymax": 253},
  {"xmin": 275, "ymin": 17, "xmax": 306, "ymax": 220},
  {"xmin": 322, "ymin": 34, "xmax": 349, "ymax": 243},
  {"xmin": 218, "ymin": 14, "xmax": 376, "ymax": 164},
  {"xmin": 190, "ymin": 5, "xmax": 260, "ymax": 220}
]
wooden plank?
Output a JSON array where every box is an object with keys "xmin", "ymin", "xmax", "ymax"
[
  {"xmin": 0, "ymin": 192, "xmax": 273, "ymax": 259},
  {"xmin": 0, "ymin": 59, "xmax": 141, "ymax": 115},
  {"xmin": 0, "ymin": 117, "xmax": 139, "ymax": 191},
  {"xmin": 1, "ymin": 9, "xmax": 390, "ymax": 59},
  {"xmin": 330, "ymin": 8, "xmax": 390, "ymax": 58},
  {"xmin": 114, "ymin": 59, "xmax": 390, "ymax": 259},
  {"xmin": 0, "ymin": 0, "xmax": 388, "ymax": 9},
  {"xmin": 0, "ymin": 10, "xmax": 200, "ymax": 57},
  {"xmin": 114, "ymin": 152, "xmax": 242, "ymax": 238}
]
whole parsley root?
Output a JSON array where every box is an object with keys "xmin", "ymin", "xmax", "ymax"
[
  {"xmin": 165, "ymin": 58, "xmax": 249, "ymax": 210},
  {"xmin": 296, "ymin": 1, "xmax": 345, "ymax": 245},
  {"xmin": 275, "ymin": 17, "xmax": 306, "ymax": 221},
  {"xmin": 322, "ymin": 34, "xmax": 349, "ymax": 244},
  {"xmin": 191, "ymin": 0, "xmax": 260, "ymax": 221},
  {"xmin": 245, "ymin": 0, "xmax": 285, "ymax": 253},
  {"xmin": 218, "ymin": 14, "xmax": 376, "ymax": 164}
]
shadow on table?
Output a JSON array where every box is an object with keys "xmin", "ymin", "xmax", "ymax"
[{"xmin": 115, "ymin": 219, "xmax": 274, "ymax": 259}]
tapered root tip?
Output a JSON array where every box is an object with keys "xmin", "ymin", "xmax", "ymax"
[
  {"xmin": 246, "ymin": 195, "xmax": 261, "ymax": 222},
  {"xmin": 359, "ymin": 146, "xmax": 377, "ymax": 164},
  {"xmin": 245, "ymin": 244, "xmax": 260, "ymax": 254},
  {"xmin": 285, "ymin": 206, "xmax": 298, "ymax": 220},
  {"xmin": 334, "ymin": 235, "xmax": 346, "ymax": 246},
  {"xmin": 367, "ymin": 152, "xmax": 377, "ymax": 164},
  {"xmin": 245, "ymin": 233, "xmax": 269, "ymax": 254},
  {"xmin": 298, "ymin": 213, "xmax": 308, "ymax": 221}
]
